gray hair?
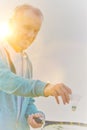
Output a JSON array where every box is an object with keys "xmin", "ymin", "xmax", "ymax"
[{"xmin": 11, "ymin": 4, "xmax": 43, "ymax": 21}]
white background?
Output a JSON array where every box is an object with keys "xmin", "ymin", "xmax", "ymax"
[{"xmin": 0, "ymin": 0, "xmax": 87, "ymax": 126}]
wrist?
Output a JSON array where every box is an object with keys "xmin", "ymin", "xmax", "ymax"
[{"xmin": 44, "ymin": 83, "xmax": 53, "ymax": 97}]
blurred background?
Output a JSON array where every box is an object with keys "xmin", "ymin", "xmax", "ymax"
[{"xmin": 0, "ymin": 0, "xmax": 87, "ymax": 124}]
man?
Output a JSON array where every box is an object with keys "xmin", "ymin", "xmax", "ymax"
[{"xmin": 0, "ymin": 4, "xmax": 72, "ymax": 130}]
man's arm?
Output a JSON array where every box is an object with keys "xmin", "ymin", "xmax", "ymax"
[
  {"xmin": 25, "ymin": 98, "xmax": 45, "ymax": 116},
  {"xmin": 25, "ymin": 98, "xmax": 45, "ymax": 128},
  {"xmin": 0, "ymin": 58, "xmax": 47, "ymax": 97},
  {"xmin": 0, "ymin": 58, "xmax": 72, "ymax": 103}
]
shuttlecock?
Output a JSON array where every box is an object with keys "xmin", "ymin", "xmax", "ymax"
[{"xmin": 70, "ymin": 93, "xmax": 82, "ymax": 111}]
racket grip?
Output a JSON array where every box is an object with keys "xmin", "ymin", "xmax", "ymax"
[{"xmin": 33, "ymin": 117, "xmax": 43, "ymax": 124}]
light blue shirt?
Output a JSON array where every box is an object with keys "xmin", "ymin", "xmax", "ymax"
[{"xmin": 0, "ymin": 41, "xmax": 47, "ymax": 130}]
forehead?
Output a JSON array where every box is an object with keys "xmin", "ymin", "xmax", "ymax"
[{"xmin": 15, "ymin": 9, "xmax": 42, "ymax": 29}]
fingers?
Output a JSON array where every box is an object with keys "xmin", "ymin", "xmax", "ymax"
[
  {"xmin": 59, "ymin": 85, "xmax": 70, "ymax": 104},
  {"xmin": 64, "ymin": 85, "xmax": 72, "ymax": 94},
  {"xmin": 54, "ymin": 92, "xmax": 59, "ymax": 104},
  {"xmin": 51, "ymin": 83, "xmax": 72, "ymax": 104},
  {"xmin": 54, "ymin": 87, "xmax": 69, "ymax": 104},
  {"xmin": 27, "ymin": 113, "xmax": 44, "ymax": 128}
]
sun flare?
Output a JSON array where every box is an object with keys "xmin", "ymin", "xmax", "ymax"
[{"xmin": 0, "ymin": 22, "xmax": 11, "ymax": 39}]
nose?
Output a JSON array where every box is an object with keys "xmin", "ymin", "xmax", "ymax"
[{"xmin": 22, "ymin": 29, "xmax": 37, "ymax": 41}]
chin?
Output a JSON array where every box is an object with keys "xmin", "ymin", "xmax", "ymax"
[{"xmin": 14, "ymin": 47, "xmax": 23, "ymax": 52}]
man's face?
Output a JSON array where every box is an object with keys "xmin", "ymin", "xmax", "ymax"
[{"xmin": 10, "ymin": 9, "xmax": 42, "ymax": 52}]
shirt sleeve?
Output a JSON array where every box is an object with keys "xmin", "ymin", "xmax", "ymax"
[
  {"xmin": 25, "ymin": 98, "xmax": 45, "ymax": 118},
  {"xmin": 0, "ymin": 58, "xmax": 47, "ymax": 97}
]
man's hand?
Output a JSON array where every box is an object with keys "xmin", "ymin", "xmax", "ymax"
[
  {"xmin": 44, "ymin": 83, "xmax": 72, "ymax": 104},
  {"xmin": 27, "ymin": 113, "xmax": 45, "ymax": 128}
]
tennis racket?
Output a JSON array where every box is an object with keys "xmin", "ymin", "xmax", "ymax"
[{"xmin": 43, "ymin": 120, "xmax": 87, "ymax": 130}]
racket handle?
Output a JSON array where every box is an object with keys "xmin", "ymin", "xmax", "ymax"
[{"xmin": 33, "ymin": 117, "xmax": 43, "ymax": 124}]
